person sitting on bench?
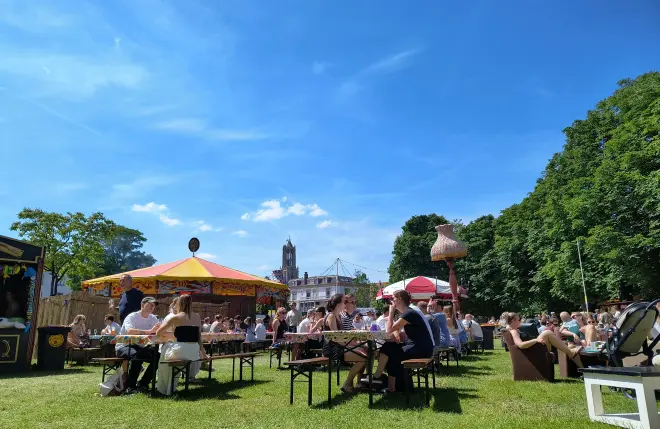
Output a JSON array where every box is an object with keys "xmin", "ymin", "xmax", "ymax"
[
  {"xmin": 155, "ymin": 294, "xmax": 207, "ymax": 395},
  {"xmin": 374, "ymin": 290, "xmax": 434, "ymax": 394}
]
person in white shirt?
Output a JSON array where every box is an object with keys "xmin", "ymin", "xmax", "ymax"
[
  {"xmin": 254, "ymin": 318, "xmax": 267, "ymax": 341},
  {"xmin": 286, "ymin": 303, "xmax": 302, "ymax": 333},
  {"xmin": 462, "ymin": 314, "xmax": 483, "ymax": 340},
  {"xmin": 209, "ymin": 314, "xmax": 222, "ymax": 333},
  {"xmin": 102, "ymin": 314, "xmax": 121, "ymax": 335},
  {"xmin": 363, "ymin": 311, "xmax": 374, "ymax": 328},
  {"xmin": 202, "ymin": 317, "xmax": 211, "ymax": 333},
  {"xmin": 298, "ymin": 309, "xmax": 315, "ymax": 334},
  {"xmin": 115, "ymin": 297, "xmax": 161, "ymax": 393},
  {"xmin": 376, "ymin": 308, "xmax": 389, "ymax": 331}
]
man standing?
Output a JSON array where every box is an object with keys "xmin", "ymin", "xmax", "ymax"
[
  {"xmin": 286, "ymin": 303, "xmax": 302, "ymax": 333},
  {"xmin": 118, "ymin": 274, "xmax": 144, "ymax": 325},
  {"xmin": 116, "ymin": 297, "xmax": 161, "ymax": 394}
]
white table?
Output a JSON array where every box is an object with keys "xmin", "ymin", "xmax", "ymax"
[{"xmin": 580, "ymin": 366, "xmax": 660, "ymax": 429}]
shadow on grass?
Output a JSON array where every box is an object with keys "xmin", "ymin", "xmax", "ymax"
[
  {"xmin": 0, "ymin": 366, "xmax": 93, "ymax": 379},
  {"xmin": 553, "ymin": 378, "xmax": 583, "ymax": 385},
  {"xmin": 436, "ymin": 365, "xmax": 493, "ymax": 378},
  {"xmin": 368, "ymin": 387, "xmax": 479, "ymax": 413},
  {"xmin": 311, "ymin": 391, "xmax": 358, "ymax": 409},
  {"xmin": 167, "ymin": 379, "xmax": 272, "ymax": 401}
]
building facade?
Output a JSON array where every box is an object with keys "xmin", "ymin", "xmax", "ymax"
[{"xmin": 287, "ymin": 272, "xmax": 357, "ymax": 312}]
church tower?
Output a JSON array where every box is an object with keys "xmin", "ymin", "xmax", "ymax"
[{"xmin": 281, "ymin": 238, "xmax": 299, "ymax": 284}]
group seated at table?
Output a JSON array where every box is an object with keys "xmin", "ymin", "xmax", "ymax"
[{"xmin": 369, "ymin": 290, "xmax": 435, "ymax": 394}]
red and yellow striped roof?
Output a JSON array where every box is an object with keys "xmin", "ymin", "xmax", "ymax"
[{"xmin": 82, "ymin": 256, "xmax": 286, "ymax": 289}]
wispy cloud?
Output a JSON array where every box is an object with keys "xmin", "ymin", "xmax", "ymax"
[
  {"xmin": 339, "ymin": 48, "xmax": 423, "ymax": 97},
  {"xmin": 232, "ymin": 230, "xmax": 248, "ymax": 237},
  {"xmin": 316, "ymin": 220, "xmax": 336, "ymax": 229},
  {"xmin": 242, "ymin": 199, "xmax": 328, "ymax": 222},
  {"xmin": 111, "ymin": 175, "xmax": 177, "ymax": 202},
  {"xmin": 193, "ymin": 220, "xmax": 222, "ymax": 232},
  {"xmin": 153, "ymin": 118, "xmax": 270, "ymax": 142},
  {"xmin": 312, "ymin": 61, "xmax": 332, "ymax": 75},
  {"xmin": 197, "ymin": 252, "xmax": 217, "ymax": 260},
  {"xmin": 131, "ymin": 201, "xmax": 181, "ymax": 227}
]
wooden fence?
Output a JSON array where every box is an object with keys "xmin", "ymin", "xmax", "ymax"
[{"xmin": 35, "ymin": 292, "xmax": 229, "ymax": 355}]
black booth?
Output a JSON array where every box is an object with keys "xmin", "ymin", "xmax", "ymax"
[{"xmin": 0, "ymin": 235, "xmax": 44, "ymax": 372}]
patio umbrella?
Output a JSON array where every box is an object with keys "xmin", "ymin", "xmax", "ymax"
[{"xmin": 376, "ymin": 276, "xmax": 468, "ymax": 301}]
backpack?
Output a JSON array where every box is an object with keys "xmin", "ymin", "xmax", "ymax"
[{"xmin": 99, "ymin": 367, "xmax": 124, "ymax": 397}]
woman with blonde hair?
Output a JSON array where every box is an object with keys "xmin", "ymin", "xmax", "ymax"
[
  {"xmin": 67, "ymin": 314, "xmax": 88, "ymax": 349},
  {"xmin": 155, "ymin": 295, "xmax": 206, "ymax": 395}
]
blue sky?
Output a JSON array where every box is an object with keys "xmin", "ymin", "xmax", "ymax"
[{"xmin": 1, "ymin": 1, "xmax": 658, "ymax": 283}]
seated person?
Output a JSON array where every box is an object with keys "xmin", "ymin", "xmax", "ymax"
[
  {"xmin": 202, "ymin": 317, "xmax": 211, "ymax": 333},
  {"xmin": 209, "ymin": 314, "xmax": 222, "ymax": 333},
  {"xmin": 506, "ymin": 312, "xmax": 583, "ymax": 368},
  {"xmin": 255, "ymin": 318, "xmax": 267, "ymax": 341},
  {"xmin": 115, "ymin": 297, "xmax": 161, "ymax": 394},
  {"xmin": 244, "ymin": 317, "xmax": 258, "ymax": 342},
  {"xmin": 102, "ymin": 314, "xmax": 121, "ymax": 335},
  {"xmin": 67, "ymin": 314, "xmax": 89, "ymax": 349},
  {"xmin": 313, "ymin": 294, "xmax": 367, "ymax": 394},
  {"xmin": 373, "ymin": 290, "xmax": 434, "ymax": 393},
  {"xmin": 428, "ymin": 300, "xmax": 450, "ymax": 348},
  {"xmin": 444, "ymin": 306, "xmax": 463, "ymax": 352},
  {"xmin": 155, "ymin": 295, "xmax": 206, "ymax": 395},
  {"xmin": 559, "ymin": 311, "xmax": 584, "ymax": 345},
  {"xmin": 463, "ymin": 314, "xmax": 483, "ymax": 340},
  {"xmin": 376, "ymin": 308, "xmax": 389, "ymax": 331}
]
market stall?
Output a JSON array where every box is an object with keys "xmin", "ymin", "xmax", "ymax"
[
  {"xmin": 82, "ymin": 256, "xmax": 288, "ymax": 314},
  {"xmin": 0, "ymin": 235, "xmax": 44, "ymax": 372}
]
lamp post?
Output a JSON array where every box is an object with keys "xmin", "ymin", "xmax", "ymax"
[{"xmin": 431, "ymin": 224, "xmax": 467, "ymax": 313}]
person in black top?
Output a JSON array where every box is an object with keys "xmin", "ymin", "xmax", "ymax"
[
  {"xmin": 378, "ymin": 290, "xmax": 434, "ymax": 393},
  {"xmin": 118, "ymin": 274, "xmax": 144, "ymax": 324}
]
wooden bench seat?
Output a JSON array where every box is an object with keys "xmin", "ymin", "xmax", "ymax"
[
  {"xmin": 92, "ymin": 357, "xmax": 124, "ymax": 382},
  {"xmin": 402, "ymin": 357, "xmax": 436, "ymax": 407},
  {"xmin": 205, "ymin": 353, "xmax": 257, "ymax": 382},
  {"xmin": 286, "ymin": 357, "xmax": 329, "ymax": 405}
]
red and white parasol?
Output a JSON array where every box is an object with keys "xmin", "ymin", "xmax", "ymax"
[{"xmin": 376, "ymin": 276, "xmax": 468, "ymax": 301}]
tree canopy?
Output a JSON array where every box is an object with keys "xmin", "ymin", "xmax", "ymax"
[
  {"xmin": 390, "ymin": 72, "xmax": 660, "ymax": 315},
  {"xmin": 10, "ymin": 209, "xmax": 156, "ymax": 295}
]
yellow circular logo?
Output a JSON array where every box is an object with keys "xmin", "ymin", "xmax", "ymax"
[{"xmin": 48, "ymin": 334, "xmax": 64, "ymax": 348}]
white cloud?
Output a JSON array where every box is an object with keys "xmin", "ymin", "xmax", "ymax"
[
  {"xmin": 153, "ymin": 118, "xmax": 269, "ymax": 142},
  {"xmin": 253, "ymin": 200, "xmax": 287, "ymax": 222},
  {"xmin": 232, "ymin": 230, "xmax": 248, "ymax": 237},
  {"xmin": 316, "ymin": 220, "xmax": 336, "ymax": 229},
  {"xmin": 287, "ymin": 202, "xmax": 307, "ymax": 216},
  {"xmin": 197, "ymin": 252, "xmax": 217, "ymax": 260},
  {"xmin": 193, "ymin": 220, "xmax": 218, "ymax": 232},
  {"xmin": 132, "ymin": 202, "xmax": 167, "ymax": 213},
  {"xmin": 159, "ymin": 214, "xmax": 181, "ymax": 226},
  {"xmin": 312, "ymin": 61, "xmax": 332, "ymax": 75},
  {"xmin": 308, "ymin": 204, "xmax": 328, "ymax": 217},
  {"xmin": 243, "ymin": 198, "xmax": 329, "ymax": 222}
]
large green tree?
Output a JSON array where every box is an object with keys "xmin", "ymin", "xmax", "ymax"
[
  {"xmin": 101, "ymin": 226, "xmax": 156, "ymax": 276},
  {"xmin": 388, "ymin": 214, "xmax": 452, "ymax": 283},
  {"xmin": 10, "ymin": 209, "xmax": 116, "ymax": 296}
]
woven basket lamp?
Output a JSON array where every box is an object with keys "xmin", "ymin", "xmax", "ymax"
[{"xmin": 431, "ymin": 224, "xmax": 467, "ymax": 312}]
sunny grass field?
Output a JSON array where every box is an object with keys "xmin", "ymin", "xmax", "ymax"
[{"xmin": 1, "ymin": 345, "xmax": 655, "ymax": 429}]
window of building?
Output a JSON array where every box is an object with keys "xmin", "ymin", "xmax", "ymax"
[
  {"xmin": 297, "ymin": 280, "xmax": 301, "ymax": 286},
  {"xmin": 317, "ymin": 278, "xmax": 323, "ymax": 284},
  {"xmin": 325, "ymin": 288, "xmax": 331, "ymax": 297},
  {"xmin": 292, "ymin": 292, "xmax": 297, "ymax": 300},
  {"xmin": 326, "ymin": 277, "xmax": 333, "ymax": 283},
  {"xmin": 306, "ymin": 289, "xmax": 311, "ymax": 298}
]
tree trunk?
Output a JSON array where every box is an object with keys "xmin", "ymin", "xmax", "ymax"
[{"xmin": 50, "ymin": 272, "xmax": 57, "ymax": 296}]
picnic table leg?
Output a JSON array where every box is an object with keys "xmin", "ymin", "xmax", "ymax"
[
  {"xmin": 232, "ymin": 356, "xmax": 236, "ymax": 382},
  {"xmin": 367, "ymin": 340, "xmax": 374, "ymax": 407},
  {"xmin": 151, "ymin": 347, "xmax": 158, "ymax": 396},
  {"xmin": 327, "ymin": 353, "xmax": 332, "ymax": 408},
  {"xmin": 251, "ymin": 356, "xmax": 254, "ymax": 382},
  {"xmin": 308, "ymin": 368, "xmax": 313, "ymax": 406},
  {"xmin": 239, "ymin": 356, "xmax": 244, "ymax": 381},
  {"xmin": 290, "ymin": 366, "xmax": 294, "ymax": 405}
]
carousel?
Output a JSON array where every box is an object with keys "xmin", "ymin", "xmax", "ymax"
[{"xmin": 82, "ymin": 239, "xmax": 288, "ymax": 315}]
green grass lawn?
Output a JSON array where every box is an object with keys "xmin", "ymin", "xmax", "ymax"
[{"xmin": 1, "ymin": 345, "xmax": 655, "ymax": 429}]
